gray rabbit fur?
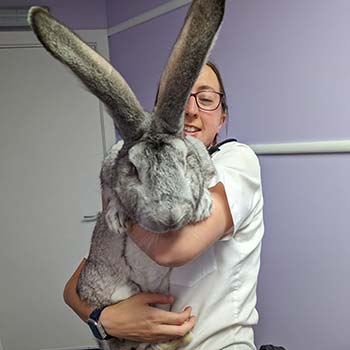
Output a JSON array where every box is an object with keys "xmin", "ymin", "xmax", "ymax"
[{"xmin": 28, "ymin": 1, "xmax": 225, "ymax": 349}]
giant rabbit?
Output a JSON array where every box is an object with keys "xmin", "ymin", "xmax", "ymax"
[{"xmin": 28, "ymin": 1, "xmax": 225, "ymax": 349}]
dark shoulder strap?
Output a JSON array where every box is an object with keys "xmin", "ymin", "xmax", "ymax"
[{"xmin": 208, "ymin": 138, "xmax": 237, "ymax": 156}]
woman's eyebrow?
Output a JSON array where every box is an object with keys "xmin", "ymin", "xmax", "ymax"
[{"xmin": 196, "ymin": 85, "xmax": 215, "ymax": 91}]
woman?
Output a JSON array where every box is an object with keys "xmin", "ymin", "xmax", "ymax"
[{"xmin": 64, "ymin": 61, "xmax": 264, "ymax": 350}]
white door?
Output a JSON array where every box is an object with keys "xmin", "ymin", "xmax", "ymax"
[{"xmin": 0, "ymin": 31, "xmax": 115, "ymax": 350}]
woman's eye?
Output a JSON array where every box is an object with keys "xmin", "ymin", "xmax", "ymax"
[{"xmin": 199, "ymin": 97, "xmax": 214, "ymax": 105}]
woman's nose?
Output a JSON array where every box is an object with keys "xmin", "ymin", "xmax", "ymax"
[{"xmin": 185, "ymin": 95, "xmax": 199, "ymax": 117}]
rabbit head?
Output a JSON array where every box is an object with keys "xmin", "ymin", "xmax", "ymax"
[
  {"xmin": 104, "ymin": 134, "xmax": 216, "ymax": 233},
  {"xmin": 28, "ymin": 0, "xmax": 225, "ymax": 233}
]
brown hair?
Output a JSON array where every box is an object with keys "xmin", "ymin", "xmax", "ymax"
[
  {"xmin": 205, "ymin": 60, "xmax": 228, "ymax": 114},
  {"xmin": 205, "ymin": 60, "xmax": 229, "ymax": 145}
]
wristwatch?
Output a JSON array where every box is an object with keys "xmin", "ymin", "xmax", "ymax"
[{"xmin": 87, "ymin": 306, "xmax": 112, "ymax": 340}]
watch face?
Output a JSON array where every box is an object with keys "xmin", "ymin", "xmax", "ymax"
[
  {"xmin": 87, "ymin": 306, "xmax": 112, "ymax": 340},
  {"xmin": 87, "ymin": 318, "xmax": 107, "ymax": 340}
]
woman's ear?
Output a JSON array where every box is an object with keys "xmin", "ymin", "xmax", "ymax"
[{"xmin": 219, "ymin": 113, "xmax": 227, "ymax": 127}]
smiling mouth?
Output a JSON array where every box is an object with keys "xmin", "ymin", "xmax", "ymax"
[{"xmin": 184, "ymin": 125, "xmax": 201, "ymax": 133}]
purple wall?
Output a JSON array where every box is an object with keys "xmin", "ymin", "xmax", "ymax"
[
  {"xmin": 255, "ymin": 154, "xmax": 350, "ymax": 349},
  {"xmin": 107, "ymin": 1, "xmax": 350, "ymax": 349},
  {"xmin": 0, "ymin": 0, "xmax": 107, "ymax": 29},
  {"xmin": 212, "ymin": 0, "xmax": 350, "ymax": 144},
  {"xmin": 106, "ymin": 0, "xmax": 170, "ymax": 28},
  {"xmin": 108, "ymin": 0, "xmax": 350, "ymax": 143},
  {"xmin": 108, "ymin": 6, "xmax": 188, "ymax": 112}
]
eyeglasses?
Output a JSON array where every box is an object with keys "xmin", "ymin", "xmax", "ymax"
[{"xmin": 188, "ymin": 90, "xmax": 225, "ymax": 111}]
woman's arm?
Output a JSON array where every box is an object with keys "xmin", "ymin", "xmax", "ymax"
[
  {"xmin": 129, "ymin": 182, "xmax": 233, "ymax": 267},
  {"xmin": 63, "ymin": 259, "xmax": 196, "ymax": 343},
  {"xmin": 63, "ymin": 258, "xmax": 93, "ymax": 321}
]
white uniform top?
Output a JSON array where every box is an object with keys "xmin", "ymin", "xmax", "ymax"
[{"xmin": 170, "ymin": 141, "xmax": 264, "ymax": 350}]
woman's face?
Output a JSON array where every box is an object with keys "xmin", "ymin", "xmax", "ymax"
[{"xmin": 184, "ymin": 64, "xmax": 227, "ymax": 147}]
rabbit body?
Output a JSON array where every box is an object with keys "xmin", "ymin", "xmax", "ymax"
[
  {"xmin": 28, "ymin": 1, "xmax": 225, "ymax": 349},
  {"xmin": 78, "ymin": 136, "xmax": 216, "ymax": 350},
  {"xmin": 79, "ymin": 135, "xmax": 217, "ymax": 304}
]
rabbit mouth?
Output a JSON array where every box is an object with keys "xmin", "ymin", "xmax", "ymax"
[{"xmin": 139, "ymin": 213, "xmax": 188, "ymax": 233}]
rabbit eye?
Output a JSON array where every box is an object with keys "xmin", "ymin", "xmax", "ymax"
[{"xmin": 129, "ymin": 164, "xmax": 140, "ymax": 181}]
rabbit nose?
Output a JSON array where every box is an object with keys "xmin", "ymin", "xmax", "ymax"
[
  {"xmin": 166, "ymin": 208, "xmax": 184, "ymax": 228},
  {"xmin": 165, "ymin": 218, "xmax": 180, "ymax": 231}
]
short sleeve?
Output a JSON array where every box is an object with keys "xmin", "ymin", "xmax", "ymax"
[{"xmin": 209, "ymin": 142, "xmax": 263, "ymax": 240}]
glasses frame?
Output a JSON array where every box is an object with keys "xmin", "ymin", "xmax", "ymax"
[{"xmin": 188, "ymin": 90, "xmax": 225, "ymax": 111}]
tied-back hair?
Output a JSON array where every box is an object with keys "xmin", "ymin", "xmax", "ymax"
[
  {"xmin": 205, "ymin": 61, "xmax": 229, "ymax": 145},
  {"xmin": 205, "ymin": 60, "xmax": 228, "ymax": 115}
]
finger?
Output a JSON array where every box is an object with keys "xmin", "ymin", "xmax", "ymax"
[
  {"xmin": 150, "ymin": 306, "xmax": 193, "ymax": 326},
  {"xmin": 156, "ymin": 315, "xmax": 196, "ymax": 337},
  {"xmin": 164, "ymin": 306, "xmax": 192, "ymax": 326},
  {"xmin": 136, "ymin": 292, "xmax": 174, "ymax": 305}
]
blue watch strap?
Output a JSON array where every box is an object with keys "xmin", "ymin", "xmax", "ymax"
[
  {"xmin": 87, "ymin": 305, "xmax": 112, "ymax": 340},
  {"xmin": 89, "ymin": 305, "xmax": 106, "ymax": 321}
]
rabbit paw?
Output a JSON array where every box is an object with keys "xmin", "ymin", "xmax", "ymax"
[
  {"xmin": 105, "ymin": 199, "xmax": 129, "ymax": 235},
  {"xmin": 111, "ymin": 283, "xmax": 139, "ymax": 303},
  {"xmin": 147, "ymin": 331, "xmax": 193, "ymax": 350}
]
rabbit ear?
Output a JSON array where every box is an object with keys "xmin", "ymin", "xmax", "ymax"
[
  {"xmin": 28, "ymin": 7, "xmax": 146, "ymax": 141},
  {"xmin": 154, "ymin": 0, "xmax": 225, "ymax": 135}
]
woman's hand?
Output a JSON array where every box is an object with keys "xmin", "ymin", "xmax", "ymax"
[
  {"xmin": 100, "ymin": 293, "xmax": 195, "ymax": 343},
  {"xmin": 63, "ymin": 259, "xmax": 196, "ymax": 343}
]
